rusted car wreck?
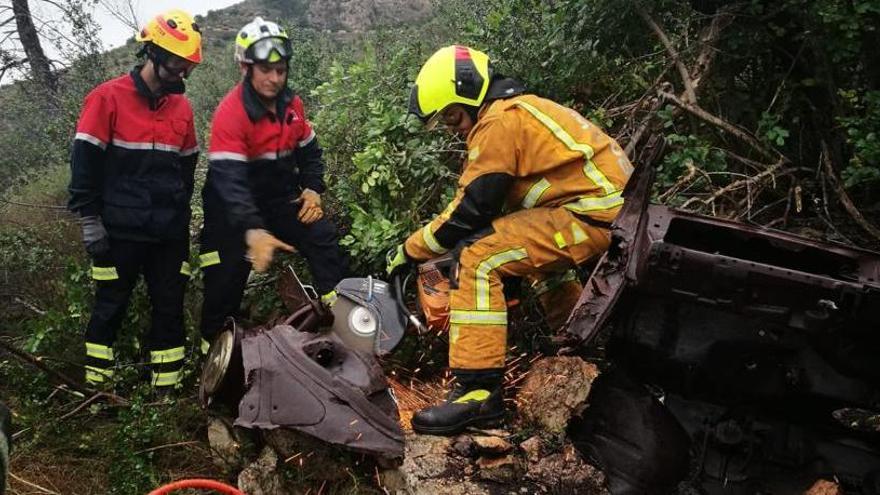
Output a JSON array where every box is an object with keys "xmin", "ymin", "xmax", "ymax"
[
  {"xmin": 565, "ymin": 165, "xmax": 880, "ymax": 494},
  {"xmin": 201, "ymin": 162, "xmax": 879, "ymax": 494}
]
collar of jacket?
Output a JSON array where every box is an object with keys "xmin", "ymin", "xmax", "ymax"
[
  {"xmin": 242, "ymin": 78, "xmax": 295, "ymax": 123},
  {"xmin": 129, "ymin": 65, "xmax": 179, "ymax": 111},
  {"xmin": 485, "ymin": 76, "xmax": 526, "ymax": 102},
  {"xmin": 477, "ymin": 76, "xmax": 527, "ymax": 120}
]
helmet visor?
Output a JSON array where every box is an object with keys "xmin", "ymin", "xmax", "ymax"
[{"xmin": 247, "ymin": 37, "xmax": 292, "ymax": 63}]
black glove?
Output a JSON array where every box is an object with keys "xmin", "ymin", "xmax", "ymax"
[{"xmin": 79, "ymin": 215, "xmax": 110, "ymax": 258}]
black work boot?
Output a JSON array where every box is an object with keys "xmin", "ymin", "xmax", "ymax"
[{"xmin": 411, "ymin": 370, "xmax": 505, "ymax": 435}]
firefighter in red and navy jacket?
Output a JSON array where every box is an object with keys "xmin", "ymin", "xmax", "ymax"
[
  {"xmin": 67, "ymin": 9, "xmax": 202, "ymax": 389},
  {"xmin": 198, "ymin": 18, "xmax": 349, "ymax": 349}
]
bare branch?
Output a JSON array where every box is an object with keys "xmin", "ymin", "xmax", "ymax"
[
  {"xmin": 659, "ymin": 91, "xmax": 784, "ymax": 162},
  {"xmin": 690, "ymin": 7, "xmax": 736, "ymax": 89},
  {"xmin": 96, "ymin": 0, "xmax": 139, "ymax": 32},
  {"xmin": 658, "ymin": 160, "xmax": 699, "ymax": 202},
  {"xmin": 820, "ymin": 140, "xmax": 880, "ymax": 242},
  {"xmin": 34, "ymin": 0, "xmax": 75, "ymax": 17},
  {"xmin": 0, "ymin": 197, "xmax": 66, "ymax": 209},
  {"xmin": 7, "ymin": 472, "xmax": 62, "ymax": 495},
  {"xmin": 0, "ymin": 337, "xmax": 129, "ymax": 406},
  {"xmin": 680, "ymin": 158, "xmax": 786, "ymax": 210},
  {"xmin": 636, "ymin": 5, "xmax": 697, "ymax": 104},
  {"xmin": 134, "ymin": 441, "xmax": 201, "ymax": 455}
]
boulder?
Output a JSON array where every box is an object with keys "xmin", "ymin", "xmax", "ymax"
[
  {"xmin": 380, "ymin": 434, "xmax": 490, "ymax": 495},
  {"xmin": 525, "ymin": 442, "xmax": 609, "ymax": 494},
  {"xmin": 804, "ymin": 479, "xmax": 843, "ymax": 495},
  {"xmin": 238, "ymin": 447, "xmax": 286, "ymax": 495},
  {"xmin": 518, "ymin": 357, "xmax": 600, "ymax": 434}
]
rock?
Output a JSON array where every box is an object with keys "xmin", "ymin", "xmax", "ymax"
[
  {"xmin": 238, "ymin": 447, "xmax": 285, "ymax": 495},
  {"xmin": 380, "ymin": 434, "xmax": 491, "ymax": 495},
  {"xmin": 450, "ymin": 435, "xmax": 476, "ymax": 458},
  {"xmin": 804, "ymin": 479, "xmax": 842, "ymax": 495},
  {"xmin": 207, "ymin": 417, "xmax": 258, "ymax": 473},
  {"xmin": 518, "ymin": 357, "xmax": 600, "ymax": 434},
  {"xmin": 306, "ymin": 0, "xmax": 433, "ymax": 32},
  {"xmin": 525, "ymin": 442, "xmax": 609, "ymax": 494},
  {"xmin": 519, "ymin": 436, "xmax": 543, "ymax": 462},
  {"xmin": 207, "ymin": 417, "xmax": 241, "ymax": 471},
  {"xmin": 476, "ymin": 455, "xmax": 518, "ymax": 483},
  {"xmin": 472, "ymin": 436, "xmax": 513, "ymax": 456}
]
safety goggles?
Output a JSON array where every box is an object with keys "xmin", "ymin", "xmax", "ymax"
[
  {"xmin": 247, "ymin": 37, "xmax": 292, "ymax": 63},
  {"xmin": 160, "ymin": 54, "xmax": 196, "ymax": 79}
]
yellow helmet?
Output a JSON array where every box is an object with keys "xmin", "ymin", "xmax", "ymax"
[
  {"xmin": 136, "ymin": 9, "xmax": 202, "ymax": 64},
  {"xmin": 409, "ymin": 45, "xmax": 491, "ymax": 129}
]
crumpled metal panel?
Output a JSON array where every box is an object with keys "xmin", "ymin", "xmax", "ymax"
[
  {"xmin": 566, "ymin": 161, "xmax": 880, "ymax": 343},
  {"xmin": 564, "ymin": 163, "xmax": 656, "ymax": 344},
  {"xmin": 235, "ymin": 324, "xmax": 404, "ymax": 459}
]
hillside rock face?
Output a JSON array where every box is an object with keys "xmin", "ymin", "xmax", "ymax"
[{"xmin": 306, "ymin": 0, "xmax": 433, "ymax": 31}]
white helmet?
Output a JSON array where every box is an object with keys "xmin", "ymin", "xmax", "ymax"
[{"xmin": 234, "ymin": 17, "xmax": 291, "ymax": 64}]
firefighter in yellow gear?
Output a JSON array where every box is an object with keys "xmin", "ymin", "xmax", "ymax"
[{"xmin": 387, "ymin": 45, "xmax": 634, "ymax": 435}]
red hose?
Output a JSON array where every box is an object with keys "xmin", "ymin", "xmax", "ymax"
[{"xmin": 147, "ymin": 478, "xmax": 243, "ymax": 495}]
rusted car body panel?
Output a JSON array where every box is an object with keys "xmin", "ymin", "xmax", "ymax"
[
  {"xmin": 235, "ymin": 325, "xmax": 404, "ymax": 459},
  {"xmin": 566, "ymin": 167, "xmax": 880, "ymax": 493},
  {"xmin": 202, "ymin": 270, "xmax": 406, "ymax": 460}
]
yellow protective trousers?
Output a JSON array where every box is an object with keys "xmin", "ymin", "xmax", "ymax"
[{"xmin": 448, "ymin": 206, "xmax": 610, "ymax": 370}]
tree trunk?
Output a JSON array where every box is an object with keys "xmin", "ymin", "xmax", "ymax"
[{"xmin": 11, "ymin": 0, "xmax": 56, "ymax": 93}]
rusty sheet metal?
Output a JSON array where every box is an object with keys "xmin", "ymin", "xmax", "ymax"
[
  {"xmin": 235, "ymin": 324, "xmax": 404, "ymax": 459},
  {"xmin": 564, "ymin": 162, "xmax": 880, "ymax": 493},
  {"xmin": 564, "ymin": 163, "xmax": 656, "ymax": 344},
  {"xmin": 566, "ymin": 165, "xmax": 880, "ymax": 344}
]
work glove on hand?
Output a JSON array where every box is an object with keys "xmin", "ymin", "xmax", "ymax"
[
  {"xmin": 386, "ymin": 243, "xmax": 414, "ymax": 280},
  {"xmin": 245, "ymin": 228, "xmax": 295, "ymax": 273},
  {"xmin": 79, "ymin": 215, "xmax": 110, "ymax": 258},
  {"xmin": 295, "ymin": 188, "xmax": 323, "ymax": 225}
]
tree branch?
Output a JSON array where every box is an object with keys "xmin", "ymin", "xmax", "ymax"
[
  {"xmin": 0, "ymin": 197, "xmax": 66, "ymax": 210},
  {"xmin": 659, "ymin": 91, "xmax": 784, "ymax": 162},
  {"xmin": 680, "ymin": 158, "xmax": 786, "ymax": 210},
  {"xmin": 0, "ymin": 337, "xmax": 129, "ymax": 406},
  {"xmin": 820, "ymin": 140, "xmax": 880, "ymax": 242},
  {"xmin": 690, "ymin": 7, "xmax": 736, "ymax": 90},
  {"xmin": 636, "ymin": 5, "xmax": 697, "ymax": 104}
]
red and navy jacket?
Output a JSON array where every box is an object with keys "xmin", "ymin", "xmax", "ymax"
[
  {"xmin": 202, "ymin": 80, "xmax": 325, "ymax": 231},
  {"xmin": 68, "ymin": 66, "xmax": 199, "ymax": 242}
]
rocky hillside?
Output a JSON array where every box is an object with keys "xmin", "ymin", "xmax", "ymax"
[{"xmin": 198, "ymin": 0, "xmax": 433, "ymax": 44}]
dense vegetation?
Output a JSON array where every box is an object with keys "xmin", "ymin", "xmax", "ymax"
[{"xmin": 0, "ymin": 0, "xmax": 877, "ymax": 492}]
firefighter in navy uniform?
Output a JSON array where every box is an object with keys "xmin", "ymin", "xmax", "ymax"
[
  {"xmin": 198, "ymin": 18, "xmax": 349, "ymax": 351},
  {"xmin": 388, "ymin": 45, "xmax": 634, "ymax": 435},
  {"xmin": 68, "ymin": 9, "xmax": 202, "ymax": 390}
]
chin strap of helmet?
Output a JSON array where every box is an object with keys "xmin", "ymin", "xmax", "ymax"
[
  {"xmin": 138, "ymin": 43, "xmax": 186, "ymax": 95},
  {"xmin": 464, "ymin": 104, "xmax": 480, "ymax": 124}
]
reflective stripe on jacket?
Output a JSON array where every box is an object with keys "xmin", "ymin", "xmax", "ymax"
[
  {"xmin": 68, "ymin": 67, "xmax": 199, "ymax": 241},
  {"xmin": 203, "ymin": 81, "xmax": 325, "ymax": 231}
]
